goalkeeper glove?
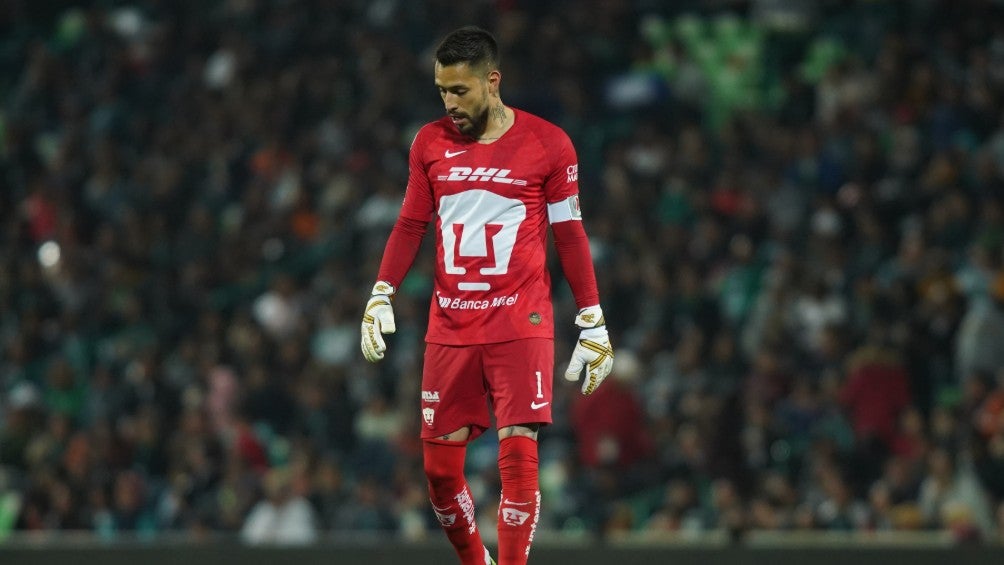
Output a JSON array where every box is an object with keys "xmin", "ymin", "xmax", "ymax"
[
  {"xmin": 564, "ymin": 305, "xmax": 614, "ymax": 395},
  {"xmin": 361, "ymin": 281, "xmax": 396, "ymax": 363}
]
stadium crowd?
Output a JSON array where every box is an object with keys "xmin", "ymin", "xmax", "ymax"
[{"xmin": 2, "ymin": 0, "xmax": 1004, "ymax": 545}]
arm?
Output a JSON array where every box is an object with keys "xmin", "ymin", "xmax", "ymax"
[
  {"xmin": 361, "ymin": 128, "xmax": 434, "ymax": 363},
  {"xmin": 550, "ymin": 199, "xmax": 610, "ymax": 397},
  {"xmin": 551, "ymin": 217, "xmax": 599, "ymax": 309},
  {"xmin": 553, "ymin": 212, "xmax": 613, "ymax": 395},
  {"xmin": 376, "ymin": 215, "xmax": 428, "ymax": 289},
  {"xmin": 542, "ymin": 129, "xmax": 613, "ymax": 395},
  {"xmin": 381, "ymin": 125, "xmax": 436, "ymax": 286}
]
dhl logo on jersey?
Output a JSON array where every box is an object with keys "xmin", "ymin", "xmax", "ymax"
[{"xmin": 437, "ymin": 166, "xmax": 528, "ymax": 186}]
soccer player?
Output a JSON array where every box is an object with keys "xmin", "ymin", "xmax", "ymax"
[{"xmin": 360, "ymin": 26, "xmax": 614, "ymax": 565}]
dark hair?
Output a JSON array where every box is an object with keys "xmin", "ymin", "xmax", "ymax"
[{"xmin": 435, "ymin": 26, "xmax": 499, "ymax": 71}]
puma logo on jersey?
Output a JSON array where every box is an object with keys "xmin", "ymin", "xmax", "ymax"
[{"xmin": 438, "ymin": 166, "xmax": 528, "ymax": 186}]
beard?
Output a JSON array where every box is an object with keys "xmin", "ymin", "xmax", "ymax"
[{"xmin": 451, "ymin": 104, "xmax": 489, "ymax": 138}]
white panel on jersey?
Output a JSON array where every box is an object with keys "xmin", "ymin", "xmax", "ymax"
[
  {"xmin": 458, "ymin": 282, "xmax": 491, "ymax": 291},
  {"xmin": 546, "ymin": 194, "xmax": 582, "ymax": 224},
  {"xmin": 438, "ymin": 190, "xmax": 527, "ymax": 291}
]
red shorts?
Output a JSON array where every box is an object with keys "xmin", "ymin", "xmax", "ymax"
[{"xmin": 420, "ymin": 338, "xmax": 554, "ymax": 440}]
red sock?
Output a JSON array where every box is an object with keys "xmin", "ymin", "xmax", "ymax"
[
  {"xmin": 497, "ymin": 436, "xmax": 540, "ymax": 565},
  {"xmin": 424, "ymin": 439, "xmax": 487, "ymax": 565}
]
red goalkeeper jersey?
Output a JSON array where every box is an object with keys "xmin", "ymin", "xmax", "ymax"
[{"xmin": 392, "ymin": 109, "xmax": 585, "ymax": 345}]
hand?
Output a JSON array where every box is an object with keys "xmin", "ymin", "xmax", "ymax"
[
  {"xmin": 361, "ymin": 281, "xmax": 396, "ymax": 363},
  {"xmin": 563, "ymin": 306, "xmax": 614, "ymax": 395}
]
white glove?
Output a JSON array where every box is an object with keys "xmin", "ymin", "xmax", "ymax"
[
  {"xmin": 361, "ymin": 281, "xmax": 396, "ymax": 363},
  {"xmin": 563, "ymin": 305, "xmax": 614, "ymax": 395}
]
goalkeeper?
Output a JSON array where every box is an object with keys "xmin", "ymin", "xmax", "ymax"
[{"xmin": 361, "ymin": 26, "xmax": 613, "ymax": 565}]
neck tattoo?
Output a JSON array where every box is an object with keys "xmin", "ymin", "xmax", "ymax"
[
  {"xmin": 480, "ymin": 105, "xmax": 508, "ymax": 141},
  {"xmin": 491, "ymin": 104, "xmax": 506, "ymax": 124}
]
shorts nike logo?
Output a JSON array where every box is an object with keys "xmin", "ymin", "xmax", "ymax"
[
  {"xmin": 503, "ymin": 499, "xmax": 532, "ymax": 506},
  {"xmin": 530, "ymin": 401, "xmax": 549, "ymax": 410},
  {"xmin": 444, "ymin": 149, "xmax": 467, "ymax": 158}
]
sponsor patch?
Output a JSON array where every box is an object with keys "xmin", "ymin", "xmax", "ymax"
[
  {"xmin": 437, "ymin": 166, "xmax": 528, "ymax": 186},
  {"xmin": 436, "ymin": 292, "xmax": 519, "ymax": 310}
]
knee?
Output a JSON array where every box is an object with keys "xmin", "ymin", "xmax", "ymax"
[
  {"xmin": 423, "ymin": 454, "xmax": 456, "ymax": 484},
  {"xmin": 498, "ymin": 435, "xmax": 539, "ymax": 469},
  {"xmin": 423, "ymin": 440, "xmax": 466, "ymax": 485},
  {"xmin": 498, "ymin": 423, "xmax": 539, "ymax": 441}
]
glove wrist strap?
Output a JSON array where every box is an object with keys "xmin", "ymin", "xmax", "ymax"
[
  {"xmin": 573, "ymin": 305, "xmax": 605, "ymax": 329},
  {"xmin": 371, "ymin": 281, "xmax": 396, "ymax": 298}
]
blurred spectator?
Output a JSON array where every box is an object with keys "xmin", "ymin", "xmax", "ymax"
[
  {"xmin": 839, "ymin": 336, "xmax": 912, "ymax": 480},
  {"xmin": 253, "ymin": 274, "xmax": 307, "ymax": 341},
  {"xmin": 241, "ymin": 466, "xmax": 318, "ymax": 545},
  {"xmin": 331, "ymin": 476, "xmax": 396, "ymax": 533},
  {"xmin": 955, "ymin": 274, "xmax": 1004, "ymax": 382},
  {"xmin": 811, "ymin": 464, "xmax": 869, "ymax": 531},
  {"xmin": 309, "ymin": 455, "xmax": 351, "ymax": 531},
  {"xmin": 918, "ymin": 446, "xmax": 995, "ymax": 541},
  {"xmin": 1, "ymin": 383, "xmax": 43, "ymax": 471},
  {"xmin": 571, "ymin": 350, "xmax": 655, "ymax": 529},
  {"xmin": 108, "ymin": 470, "xmax": 156, "ymax": 534},
  {"xmin": 571, "ymin": 350, "xmax": 653, "ymax": 471},
  {"xmin": 643, "ymin": 477, "xmax": 708, "ymax": 533}
]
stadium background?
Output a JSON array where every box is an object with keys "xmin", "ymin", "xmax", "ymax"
[{"xmin": 3, "ymin": 0, "xmax": 1004, "ymax": 562}]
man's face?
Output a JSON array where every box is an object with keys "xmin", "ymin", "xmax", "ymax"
[{"xmin": 435, "ymin": 62, "xmax": 492, "ymax": 138}]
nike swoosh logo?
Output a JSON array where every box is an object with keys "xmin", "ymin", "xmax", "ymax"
[
  {"xmin": 503, "ymin": 499, "xmax": 532, "ymax": 506},
  {"xmin": 444, "ymin": 149, "xmax": 467, "ymax": 158},
  {"xmin": 530, "ymin": 401, "xmax": 549, "ymax": 410}
]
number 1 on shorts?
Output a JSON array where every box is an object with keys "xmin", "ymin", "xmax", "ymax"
[{"xmin": 535, "ymin": 371, "xmax": 543, "ymax": 398}]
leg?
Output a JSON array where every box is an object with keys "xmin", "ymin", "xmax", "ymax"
[
  {"xmin": 421, "ymin": 344, "xmax": 493, "ymax": 564},
  {"xmin": 483, "ymin": 338, "xmax": 553, "ymax": 564},
  {"xmin": 425, "ymin": 427, "xmax": 492, "ymax": 565},
  {"xmin": 496, "ymin": 424, "xmax": 541, "ymax": 565}
]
